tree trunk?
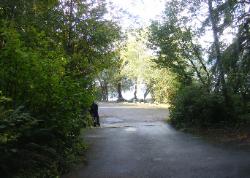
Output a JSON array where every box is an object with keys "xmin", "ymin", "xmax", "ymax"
[
  {"xmin": 67, "ymin": 0, "xmax": 74, "ymax": 55},
  {"xmin": 143, "ymin": 87, "xmax": 150, "ymax": 101},
  {"xmin": 99, "ymin": 79, "xmax": 108, "ymax": 102},
  {"xmin": 101, "ymin": 85, "xmax": 106, "ymax": 101},
  {"xmin": 191, "ymin": 42, "xmax": 210, "ymax": 84},
  {"xmin": 186, "ymin": 56, "xmax": 206, "ymax": 86},
  {"xmin": 104, "ymin": 82, "xmax": 108, "ymax": 101},
  {"xmin": 208, "ymin": 0, "xmax": 228, "ymax": 102},
  {"xmin": 117, "ymin": 82, "xmax": 125, "ymax": 102},
  {"xmin": 134, "ymin": 79, "xmax": 138, "ymax": 101}
]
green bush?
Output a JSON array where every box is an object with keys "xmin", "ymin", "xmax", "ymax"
[
  {"xmin": 0, "ymin": 0, "xmax": 120, "ymax": 176},
  {"xmin": 0, "ymin": 26, "xmax": 92, "ymax": 178},
  {"xmin": 0, "ymin": 94, "xmax": 89, "ymax": 178},
  {"xmin": 169, "ymin": 85, "xmax": 231, "ymax": 128}
]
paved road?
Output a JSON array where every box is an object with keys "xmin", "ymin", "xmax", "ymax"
[{"xmin": 64, "ymin": 103, "xmax": 250, "ymax": 178}]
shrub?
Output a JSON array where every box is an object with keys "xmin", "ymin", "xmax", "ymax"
[
  {"xmin": 0, "ymin": 93, "xmax": 89, "ymax": 178},
  {"xmin": 169, "ymin": 85, "xmax": 230, "ymax": 128},
  {"xmin": 0, "ymin": 26, "xmax": 92, "ymax": 177}
]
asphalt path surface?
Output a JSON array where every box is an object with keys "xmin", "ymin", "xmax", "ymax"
[{"xmin": 64, "ymin": 102, "xmax": 250, "ymax": 178}]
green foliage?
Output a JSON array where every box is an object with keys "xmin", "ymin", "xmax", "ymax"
[
  {"xmin": 170, "ymin": 85, "xmax": 228, "ymax": 128},
  {"xmin": 170, "ymin": 84, "xmax": 250, "ymax": 129},
  {"xmin": 149, "ymin": 68, "xmax": 180, "ymax": 104},
  {"xmin": 149, "ymin": 0, "xmax": 250, "ymax": 129},
  {"xmin": 116, "ymin": 29, "xmax": 180, "ymax": 102},
  {"xmin": 0, "ymin": 0, "xmax": 120, "ymax": 177}
]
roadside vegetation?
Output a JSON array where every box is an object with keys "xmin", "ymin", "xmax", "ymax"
[
  {"xmin": 0, "ymin": 1, "xmax": 120, "ymax": 177},
  {"xmin": 99, "ymin": 0, "xmax": 249, "ymax": 132},
  {"xmin": 148, "ymin": 0, "xmax": 249, "ymax": 130},
  {"xmin": 0, "ymin": 0, "xmax": 249, "ymax": 177}
]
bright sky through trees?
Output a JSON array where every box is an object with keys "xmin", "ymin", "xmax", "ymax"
[
  {"xmin": 107, "ymin": 0, "xmax": 166, "ymax": 28},
  {"xmin": 107, "ymin": 0, "xmax": 237, "ymax": 47},
  {"xmin": 106, "ymin": 0, "xmax": 167, "ymax": 100}
]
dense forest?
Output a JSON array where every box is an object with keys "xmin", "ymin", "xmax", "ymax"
[{"xmin": 0, "ymin": 0, "xmax": 249, "ymax": 177}]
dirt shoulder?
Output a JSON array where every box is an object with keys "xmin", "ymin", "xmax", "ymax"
[{"xmin": 183, "ymin": 127, "xmax": 250, "ymax": 151}]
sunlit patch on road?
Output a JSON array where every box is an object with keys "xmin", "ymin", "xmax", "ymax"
[
  {"xmin": 124, "ymin": 127, "xmax": 137, "ymax": 132},
  {"xmin": 102, "ymin": 117, "xmax": 123, "ymax": 124}
]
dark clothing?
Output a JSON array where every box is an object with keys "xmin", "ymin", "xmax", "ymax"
[{"xmin": 90, "ymin": 102, "xmax": 100, "ymax": 126}]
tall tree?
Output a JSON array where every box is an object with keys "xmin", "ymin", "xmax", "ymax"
[
  {"xmin": 0, "ymin": 0, "xmax": 121, "ymax": 177},
  {"xmin": 148, "ymin": 0, "xmax": 210, "ymax": 87},
  {"xmin": 148, "ymin": 0, "xmax": 250, "ymax": 127}
]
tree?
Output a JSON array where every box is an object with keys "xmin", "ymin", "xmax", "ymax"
[
  {"xmin": 148, "ymin": 0, "xmax": 250, "ymax": 128},
  {"xmin": 181, "ymin": 0, "xmax": 249, "ymax": 98},
  {"xmin": 148, "ymin": 1, "xmax": 210, "ymax": 87},
  {"xmin": 119, "ymin": 30, "xmax": 152, "ymax": 100},
  {"xmin": 117, "ymin": 29, "xmax": 179, "ymax": 103},
  {"xmin": 0, "ymin": 0, "xmax": 121, "ymax": 177}
]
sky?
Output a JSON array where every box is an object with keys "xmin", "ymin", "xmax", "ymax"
[
  {"xmin": 107, "ymin": 0, "xmax": 166, "ymax": 29},
  {"xmin": 106, "ymin": 0, "xmax": 237, "ymax": 47}
]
